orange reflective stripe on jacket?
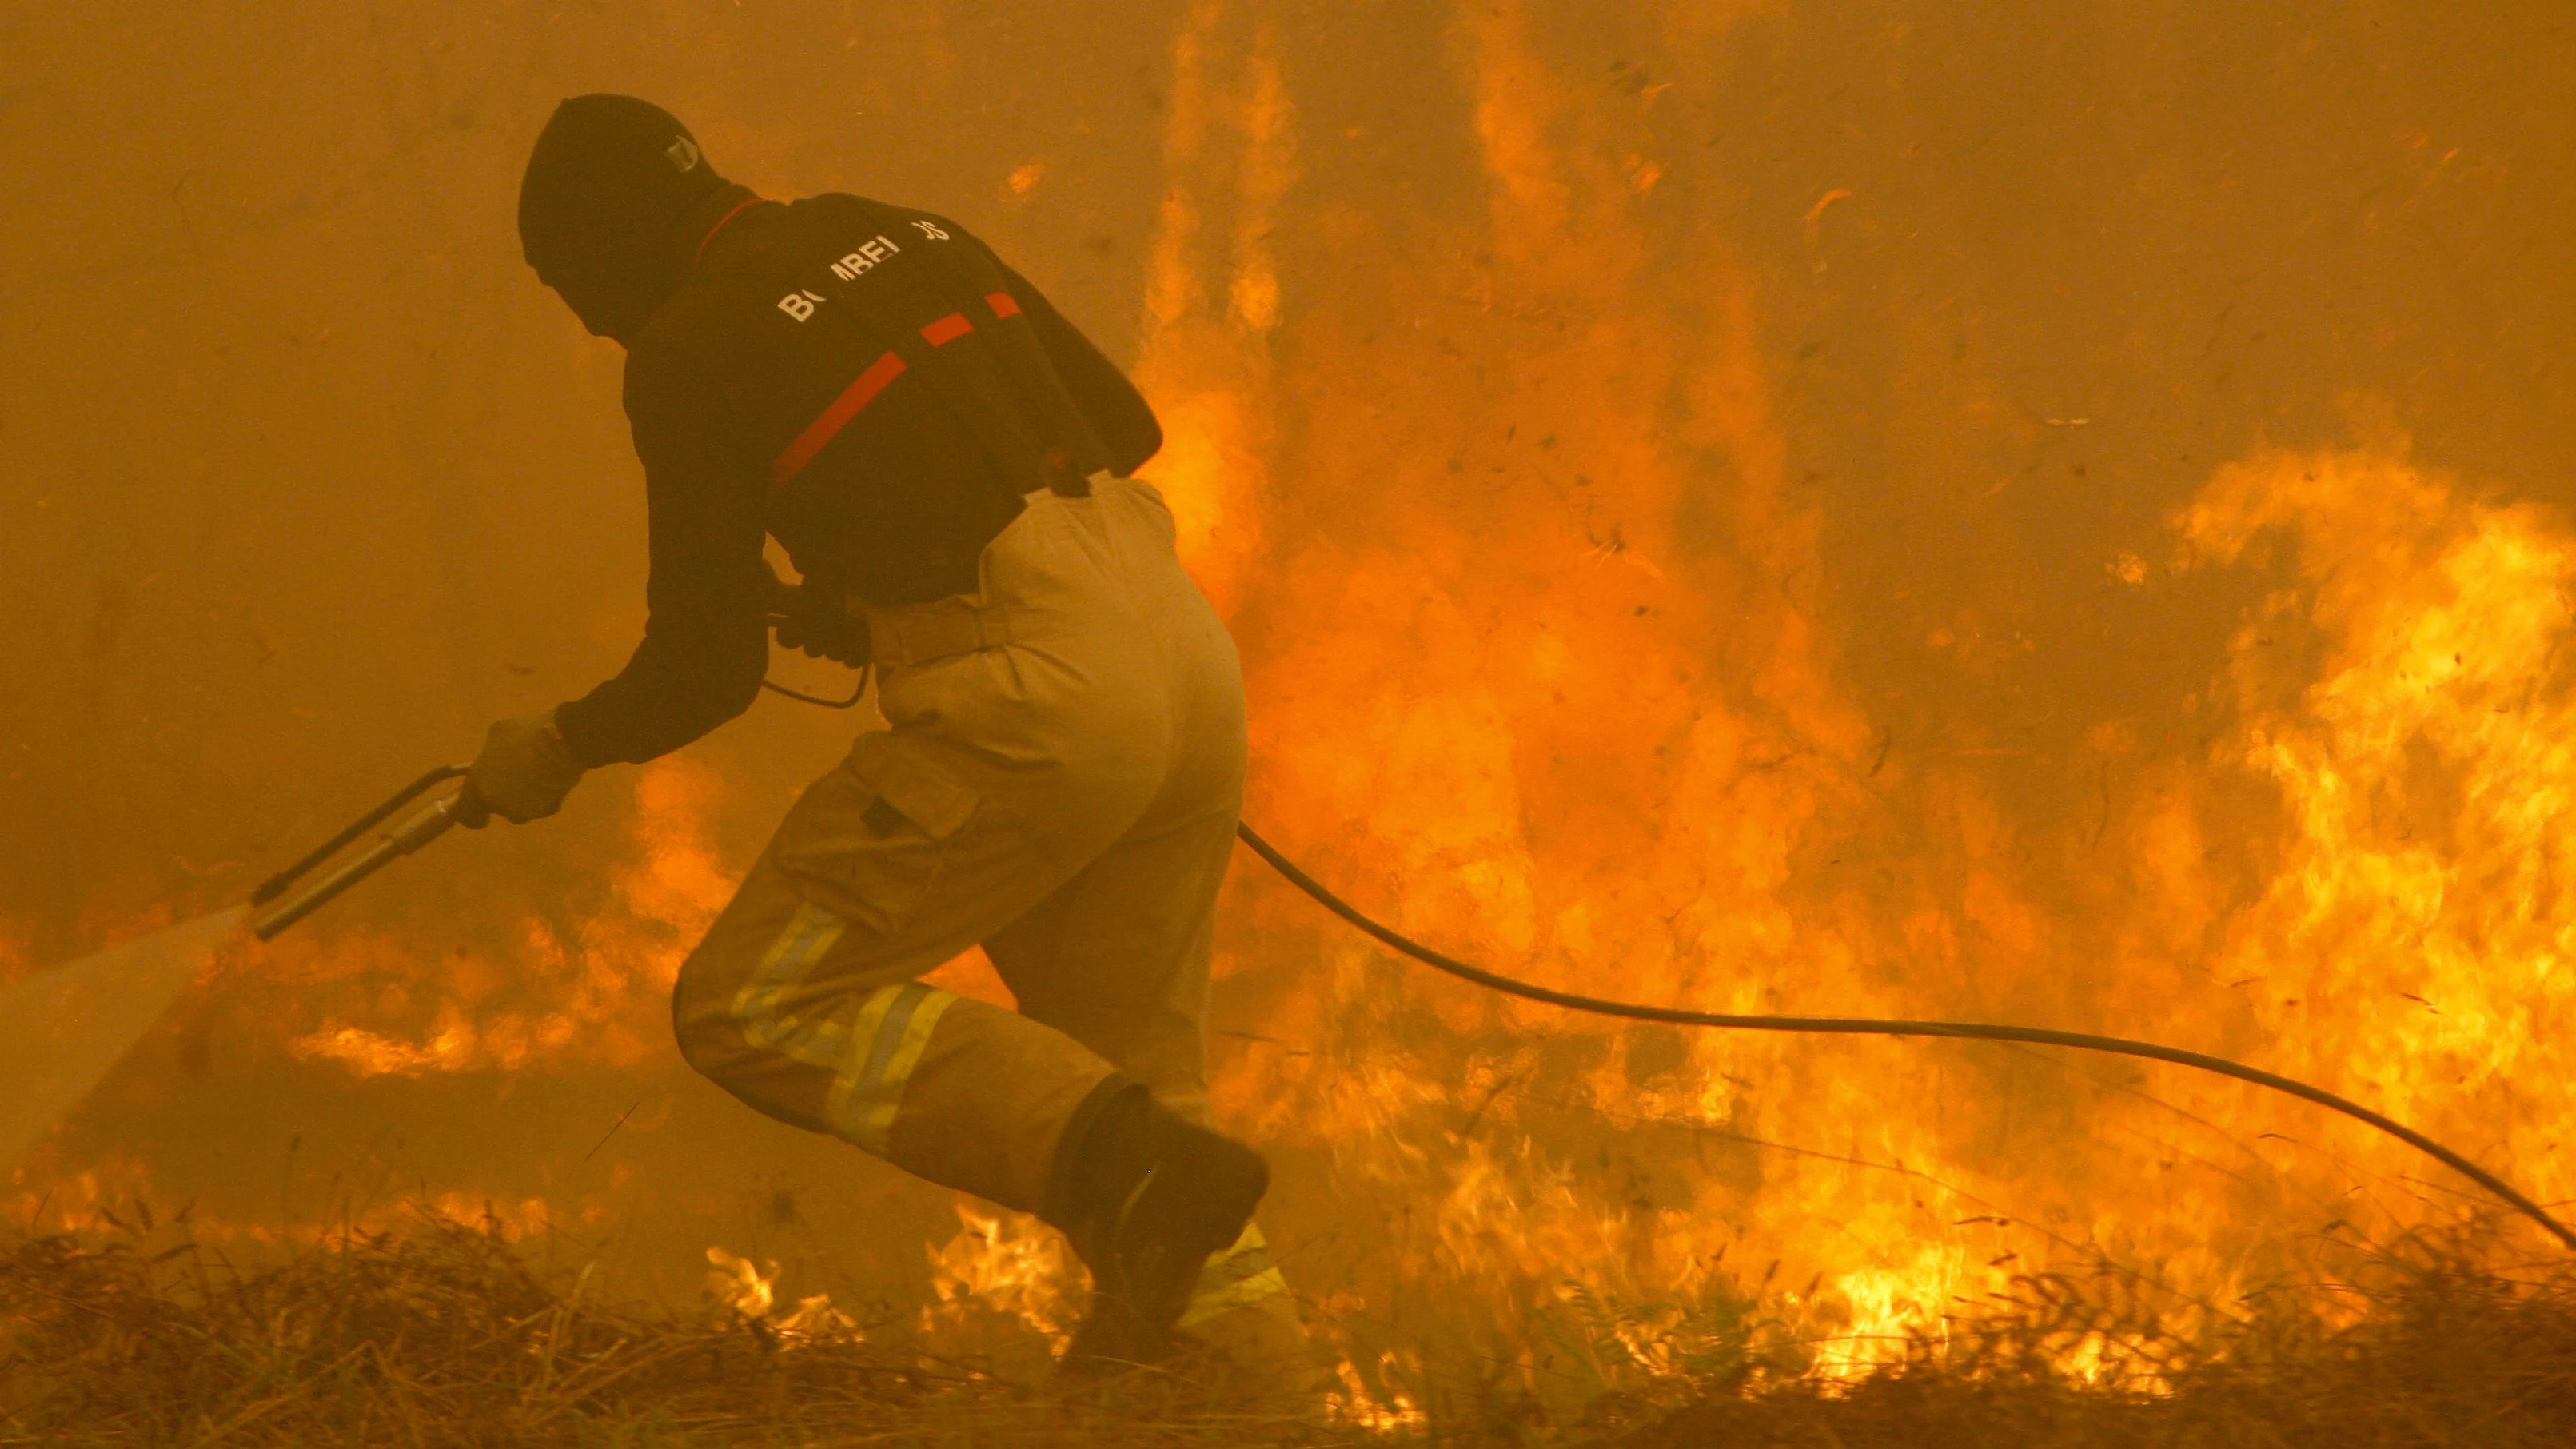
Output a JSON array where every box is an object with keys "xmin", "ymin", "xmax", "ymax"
[{"xmin": 768, "ymin": 293, "xmax": 1016, "ymax": 490}]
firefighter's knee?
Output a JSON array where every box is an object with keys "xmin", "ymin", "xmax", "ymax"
[{"xmin": 671, "ymin": 939, "xmax": 755, "ymax": 1085}]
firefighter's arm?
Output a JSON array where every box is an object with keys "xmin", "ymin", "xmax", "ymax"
[{"xmin": 546, "ymin": 342, "xmax": 772, "ymax": 773}]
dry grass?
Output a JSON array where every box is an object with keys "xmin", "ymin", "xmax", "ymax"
[
  {"xmin": 0, "ymin": 1212, "xmax": 1298, "ymax": 1447},
  {"xmin": 1606, "ymin": 1231, "xmax": 2576, "ymax": 1449},
  {"xmin": 2, "ymin": 1213, "xmax": 2571, "ymax": 1447}
]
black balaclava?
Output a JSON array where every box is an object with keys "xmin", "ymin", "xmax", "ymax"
[{"xmin": 518, "ymin": 95, "xmax": 729, "ymax": 344}]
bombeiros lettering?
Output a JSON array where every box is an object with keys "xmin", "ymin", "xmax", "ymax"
[
  {"xmin": 829, "ymin": 234, "xmax": 903, "ymax": 282},
  {"xmin": 776, "ymin": 219, "xmax": 951, "ymax": 322}
]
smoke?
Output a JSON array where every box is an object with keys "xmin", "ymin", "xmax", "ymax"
[{"xmin": 6, "ymin": 0, "xmax": 2574, "ymax": 1355}]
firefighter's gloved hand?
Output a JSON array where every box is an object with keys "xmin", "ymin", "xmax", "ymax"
[
  {"xmin": 772, "ymin": 582, "xmax": 871, "ymax": 668},
  {"xmin": 460, "ymin": 709, "xmax": 586, "ymax": 828}
]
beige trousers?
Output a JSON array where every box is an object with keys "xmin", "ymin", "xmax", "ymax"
[
  {"xmin": 676, "ymin": 478, "xmax": 1300, "ymax": 1367},
  {"xmin": 676, "ymin": 475, "xmax": 1244, "ymax": 1207}
]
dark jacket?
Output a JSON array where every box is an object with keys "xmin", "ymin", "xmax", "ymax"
[{"xmin": 552, "ymin": 186, "xmax": 1162, "ymax": 767}]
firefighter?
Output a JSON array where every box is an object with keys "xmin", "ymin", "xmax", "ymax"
[{"xmin": 465, "ymin": 94, "xmax": 1300, "ymax": 1371}]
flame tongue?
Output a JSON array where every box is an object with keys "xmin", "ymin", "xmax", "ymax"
[{"xmin": 19, "ymin": 1, "xmax": 2572, "ymax": 1395}]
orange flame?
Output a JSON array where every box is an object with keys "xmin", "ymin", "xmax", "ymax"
[
  {"xmin": 920, "ymin": 1198, "xmax": 1087, "ymax": 1350},
  {"xmin": 29, "ymin": 0, "xmax": 2573, "ymax": 1395},
  {"xmin": 273, "ymin": 758, "xmax": 731, "ymax": 1077},
  {"xmin": 2180, "ymin": 444, "xmax": 2576, "ymax": 1196},
  {"xmin": 705, "ymin": 1244, "xmax": 776, "ymax": 1318}
]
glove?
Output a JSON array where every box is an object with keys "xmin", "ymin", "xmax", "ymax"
[
  {"xmin": 459, "ymin": 709, "xmax": 586, "ymax": 827},
  {"xmin": 771, "ymin": 581, "xmax": 871, "ymax": 668}
]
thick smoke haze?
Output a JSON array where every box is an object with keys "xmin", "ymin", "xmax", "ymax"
[{"xmin": 6, "ymin": 0, "xmax": 2574, "ymax": 1360}]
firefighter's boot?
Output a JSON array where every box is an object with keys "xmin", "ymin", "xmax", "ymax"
[
  {"xmin": 1171, "ymin": 1221, "xmax": 1328, "ymax": 1415},
  {"xmin": 1047, "ymin": 1080, "xmax": 1268, "ymax": 1369}
]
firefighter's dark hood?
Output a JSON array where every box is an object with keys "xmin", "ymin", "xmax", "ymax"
[{"xmin": 518, "ymin": 94, "xmax": 730, "ymax": 344}]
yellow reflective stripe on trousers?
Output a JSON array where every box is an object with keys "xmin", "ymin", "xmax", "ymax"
[
  {"xmin": 1178, "ymin": 1220, "xmax": 1290, "ymax": 1329},
  {"xmin": 732, "ymin": 900, "xmax": 850, "ymax": 1068},
  {"xmin": 827, "ymin": 981, "xmax": 959, "ymax": 1153}
]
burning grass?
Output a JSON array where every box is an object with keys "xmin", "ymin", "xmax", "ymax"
[
  {"xmin": 1614, "ymin": 1235, "xmax": 2576, "ymax": 1448},
  {"xmin": 0, "ymin": 1208, "xmax": 1286, "ymax": 1447},
  {"xmin": 3, "ymin": 1212, "xmax": 2571, "ymax": 1447}
]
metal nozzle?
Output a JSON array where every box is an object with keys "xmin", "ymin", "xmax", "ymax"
[{"xmin": 249, "ymin": 792, "xmax": 467, "ymax": 940}]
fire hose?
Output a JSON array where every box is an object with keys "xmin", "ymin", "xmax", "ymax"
[{"xmin": 248, "ymin": 759, "xmax": 2576, "ymax": 1253}]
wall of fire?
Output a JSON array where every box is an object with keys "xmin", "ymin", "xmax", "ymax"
[{"xmin": 6, "ymin": 0, "xmax": 2573, "ymax": 1361}]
